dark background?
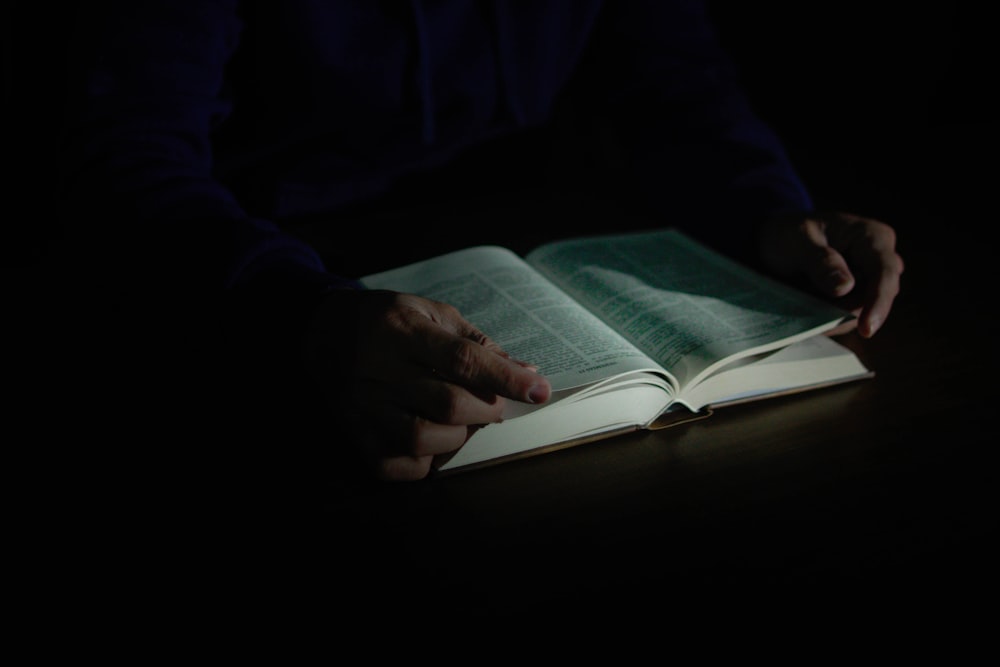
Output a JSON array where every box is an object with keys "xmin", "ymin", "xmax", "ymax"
[
  {"xmin": 4, "ymin": 0, "xmax": 994, "ymax": 628},
  {"xmin": 2, "ymin": 1, "xmax": 989, "ymax": 260},
  {"xmin": 6, "ymin": 1, "xmax": 984, "ymax": 419}
]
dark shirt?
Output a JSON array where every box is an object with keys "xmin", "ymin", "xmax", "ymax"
[{"xmin": 60, "ymin": 0, "xmax": 812, "ymax": 301}]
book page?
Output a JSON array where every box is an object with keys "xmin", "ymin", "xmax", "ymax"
[
  {"xmin": 526, "ymin": 229, "xmax": 851, "ymax": 391},
  {"xmin": 360, "ymin": 245, "xmax": 672, "ymax": 394},
  {"xmin": 676, "ymin": 335, "xmax": 872, "ymax": 411},
  {"xmin": 436, "ymin": 375, "xmax": 672, "ymax": 471}
]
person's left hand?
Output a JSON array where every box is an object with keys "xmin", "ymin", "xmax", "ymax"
[{"xmin": 756, "ymin": 210, "xmax": 904, "ymax": 338}]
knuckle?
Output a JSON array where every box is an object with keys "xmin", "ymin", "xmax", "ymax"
[
  {"xmin": 446, "ymin": 337, "xmax": 485, "ymax": 379},
  {"xmin": 435, "ymin": 300, "xmax": 463, "ymax": 320}
]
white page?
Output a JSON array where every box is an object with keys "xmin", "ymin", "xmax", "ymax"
[
  {"xmin": 526, "ymin": 228, "xmax": 850, "ymax": 390},
  {"xmin": 361, "ymin": 245, "xmax": 673, "ymax": 393}
]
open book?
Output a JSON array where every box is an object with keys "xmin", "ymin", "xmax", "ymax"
[{"xmin": 362, "ymin": 228, "xmax": 873, "ymax": 473}]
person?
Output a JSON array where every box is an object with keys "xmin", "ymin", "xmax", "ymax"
[{"xmin": 48, "ymin": 0, "xmax": 903, "ymax": 486}]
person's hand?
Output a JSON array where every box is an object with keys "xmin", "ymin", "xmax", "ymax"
[
  {"xmin": 757, "ymin": 211, "xmax": 904, "ymax": 338},
  {"xmin": 304, "ymin": 289, "xmax": 552, "ymax": 481}
]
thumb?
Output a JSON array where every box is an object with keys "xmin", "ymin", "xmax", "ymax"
[
  {"xmin": 764, "ymin": 216, "xmax": 855, "ymax": 298},
  {"xmin": 801, "ymin": 218, "xmax": 856, "ymax": 298}
]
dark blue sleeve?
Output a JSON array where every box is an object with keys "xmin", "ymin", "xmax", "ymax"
[
  {"xmin": 60, "ymin": 0, "xmax": 358, "ymax": 296},
  {"xmin": 585, "ymin": 0, "xmax": 814, "ymax": 258}
]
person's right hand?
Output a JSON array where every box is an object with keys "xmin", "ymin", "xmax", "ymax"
[{"xmin": 303, "ymin": 289, "xmax": 552, "ymax": 481}]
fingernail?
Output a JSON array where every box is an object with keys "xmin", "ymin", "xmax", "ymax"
[
  {"xmin": 528, "ymin": 383, "xmax": 548, "ymax": 404},
  {"xmin": 827, "ymin": 270, "xmax": 849, "ymax": 293},
  {"xmin": 865, "ymin": 315, "xmax": 881, "ymax": 337}
]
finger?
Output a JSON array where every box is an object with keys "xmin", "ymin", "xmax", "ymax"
[
  {"xmin": 360, "ymin": 370, "xmax": 508, "ymax": 426},
  {"xmin": 370, "ymin": 428, "xmax": 479, "ymax": 480},
  {"xmin": 513, "ymin": 359, "xmax": 540, "ymax": 373},
  {"xmin": 791, "ymin": 218, "xmax": 857, "ymax": 298},
  {"xmin": 830, "ymin": 218, "xmax": 904, "ymax": 338},
  {"xmin": 406, "ymin": 310, "xmax": 551, "ymax": 405},
  {"xmin": 438, "ymin": 335, "xmax": 551, "ymax": 405},
  {"xmin": 823, "ymin": 317, "xmax": 859, "ymax": 338},
  {"xmin": 349, "ymin": 402, "xmax": 478, "ymax": 481},
  {"xmin": 376, "ymin": 454, "xmax": 435, "ymax": 482},
  {"xmin": 375, "ymin": 426, "xmax": 479, "ymax": 481},
  {"xmin": 855, "ymin": 254, "xmax": 904, "ymax": 338},
  {"xmin": 370, "ymin": 388, "xmax": 496, "ymax": 452}
]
